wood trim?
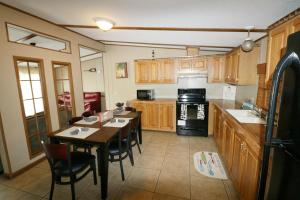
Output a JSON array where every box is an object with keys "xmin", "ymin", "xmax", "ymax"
[
  {"xmin": 5, "ymin": 156, "xmax": 46, "ymax": 178},
  {"xmin": 268, "ymin": 8, "xmax": 300, "ymax": 30},
  {"xmin": 257, "ymin": 63, "xmax": 267, "ymax": 75},
  {"xmin": 60, "ymin": 24, "xmax": 268, "ymax": 33},
  {"xmin": 80, "ymin": 52, "xmax": 102, "ymax": 59},
  {"xmin": 0, "ymin": 113, "xmax": 12, "ymax": 175},
  {"xmin": 52, "ymin": 61, "xmax": 76, "ymax": 127},
  {"xmin": 13, "ymin": 56, "xmax": 52, "ymax": 159},
  {"xmin": 6, "ymin": 22, "xmax": 72, "ymax": 54},
  {"xmin": 100, "ymin": 40, "xmax": 235, "ymax": 49},
  {"xmin": 15, "ymin": 33, "xmax": 37, "ymax": 43},
  {"xmin": 0, "ymin": 2, "xmax": 105, "ymax": 45}
]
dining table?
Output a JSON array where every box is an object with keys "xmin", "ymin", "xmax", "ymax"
[{"xmin": 49, "ymin": 111, "xmax": 141, "ymax": 200}]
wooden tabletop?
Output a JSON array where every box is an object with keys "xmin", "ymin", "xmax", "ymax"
[{"xmin": 50, "ymin": 111, "xmax": 138, "ymax": 144}]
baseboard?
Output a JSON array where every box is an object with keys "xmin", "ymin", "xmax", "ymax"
[{"xmin": 5, "ymin": 156, "xmax": 46, "ymax": 178}]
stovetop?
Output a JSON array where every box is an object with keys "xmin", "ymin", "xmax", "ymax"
[{"xmin": 177, "ymin": 88, "xmax": 206, "ymax": 103}]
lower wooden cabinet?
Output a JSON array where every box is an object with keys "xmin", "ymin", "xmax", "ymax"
[
  {"xmin": 131, "ymin": 100, "xmax": 176, "ymax": 132},
  {"xmin": 212, "ymin": 103, "xmax": 261, "ymax": 200}
]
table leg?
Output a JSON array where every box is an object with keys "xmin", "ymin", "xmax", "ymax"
[
  {"xmin": 138, "ymin": 118, "xmax": 142, "ymax": 144},
  {"xmin": 97, "ymin": 144, "xmax": 109, "ymax": 200}
]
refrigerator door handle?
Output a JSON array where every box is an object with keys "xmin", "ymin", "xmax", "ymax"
[{"xmin": 257, "ymin": 52, "xmax": 300, "ymax": 200}]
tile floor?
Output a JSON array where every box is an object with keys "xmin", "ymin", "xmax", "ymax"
[{"xmin": 0, "ymin": 131, "xmax": 239, "ymax": 200}]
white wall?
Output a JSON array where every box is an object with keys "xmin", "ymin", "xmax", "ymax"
[
  {"xmin": 103, "ymin": 45, "xmax": 226, "ymax": 109},
  {"xmin": 81, "ymin": 57, "xmax": 105, "ymax": 92},
  {"xmin": 0, "ymin": 4, "xmax": 104, "ymax": 174}
]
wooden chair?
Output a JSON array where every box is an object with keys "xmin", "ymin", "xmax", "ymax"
[
  {"xmin": 108, "ymin": 121, "xmax": 133, "ymax": 181},
  {"xmin": 130, "ymin": 114, "xmax": 142, "ymax": 154},
  {"xmin": 125, "ymin": 107, "xmax": 137, "ymax": 112},
  {"xmin": 41, "ymin": 141, "xmax": 97, "ymax": 200},
  {"xmin": 68, "ymin": 116, "xmax": 93, "ymax": 154}
]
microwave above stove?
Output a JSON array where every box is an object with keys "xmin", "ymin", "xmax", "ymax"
[{"xmin": 137, "ymin": 89, "xmax": 155, "ymax": 100}]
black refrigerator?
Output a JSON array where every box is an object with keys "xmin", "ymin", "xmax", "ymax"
[{"xmin": 258, "ymin": 31, "xmax": 300, "ymax": 199}]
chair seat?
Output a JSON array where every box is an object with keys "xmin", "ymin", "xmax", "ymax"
[
  {"xmin": 55, "ymin": 152, "xmax": 95, "ymax": 176},
  {"xmin": 108, "ymin": 140, "xmax": 128, "ymax": 155}
]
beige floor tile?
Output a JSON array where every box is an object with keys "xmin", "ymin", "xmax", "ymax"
[
  {"xmin": 152, "ymin": 193, "xmax": 189, "ymax": 200},
  {"xmin": 156, "ymin": 172, "xmax": 190, "ymax": 199},
  {"xmin": 21, "ymin": 173, "xmax": 51, "ymax": 197},
  {"xmin": 0, "ymin": 184, "xmax": 41, "ymax": 200},
  {"xmin": 35, "ymin": 160, "xmax": 50, "ymax": 170},
  {"xmin": 162, "ymin": 156, "xmax": 190, "ymax": 176},
  {"xmin": 116, "ymin": 186, "xmax": 154, "ymax": 200},
  {"xmin": 143, "ymin": 144, "xmax": 167, "ymax": 157},
  {"xmin": 223, "ymin": 180, "xmax": 239, "ymax": 200},
  {"xmin": 165, "ymin": 143, "xmax": 189, "ymax": 159},
  {"xmin": 190, "ymin": 175, "xmax": 228, "ymax": 200},
  {"xmin": 125, "ymin": 168, "xmax": 160, "ymax": 192},
  {"xmin": 134, "ymin": 155, "xmax": 164, "ymax": 170},
  {"xmin": 167, "ymin": 135, "xmax": 189, "ymax": 145}
]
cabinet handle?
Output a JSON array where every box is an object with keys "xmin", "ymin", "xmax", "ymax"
[{"xmin": 241, "ymin": 142, "xmax": 244, "ymax": 150}]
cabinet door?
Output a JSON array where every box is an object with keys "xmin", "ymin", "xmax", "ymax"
[
  {"xmin": 230, "ymin": 133, "xmax": 244, "ymax": 190},
  {"xmin": 290, "ymin": 15, "xmax": 300, "ymax": 33},
  {"xmin": 208, "ymin": 56, "xmax": 225, "ymax": 83},
  {"xmin": 213, "ymin": 107, "xmax": 219, "ymax": 140},
  {"xmin": 192, "ymin": 57, "xmax": 207, "ymax": 72},
  {"xmin": 159, "ymin": 59, "xmax": 177, "ymax": 83},
  {"xmin": 146, "ymin": 103, "xmax": 160, "ymax": 129},
  {"xmin": 159, "ymin": 103, "xmax": 175, "ymax": 131},
  {"xmin": 135, "ymin": 61, "xmax": 150, "ymax": 83},
  {"xmin": 240, "ymin": 145, "xmax": 260, "ymax": 200},
  {"xmin": 178, "ymin": 58, "xmax": 192, "ymax": 72},
  {"xmin": 223, "ymin": 121, "xmax": 235, "ymax": 171},
  {"xmin": 149, "ymin": 60, "xmax": 159, "ymax": 83},
  {"xmin": 266, "ymin": 24, "xmax": 289, "ymax": 81},
  {"xmin": 231, "ymin": 51, "xmax": 239, "ymax": 83},
  {"xmin": 225, "ymin": 54, "xmax": 232, "ymax": 82},
  {"xmin": 132, "ymin": 102, "xmax": 148, "ymax": 128}
]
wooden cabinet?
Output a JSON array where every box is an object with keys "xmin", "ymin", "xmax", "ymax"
[
  {"xmin": 266, "ymin": 15, "xmax": 300, "ymax": 82},
  {"xmin": 207, "ymin": 56, "xmax": 225, "ymax": 83},
  {"xmin": 212, "ymin": 103, "xmax": 261, "ymax": 200},
  {"xmin": 132, "ymin": 100, "xmax": 176, "ymax": 132},
  {"xmin": 135, "ymin": 59, "xmax": 176, "ymax": 84},
  {"xmin": 224, "ymin": 47, "xmax": 259, "ymax": 85},
  {"xmin": 177, "ymin": 57, "xmax": 207, "ymax": 73}
]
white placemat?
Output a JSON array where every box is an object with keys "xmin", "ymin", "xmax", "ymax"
[
  {"xmin": 103, "ymin": 118, "xmax": 131, "ymax": 128},
  {"xmin": 56, "ymin": 126, "xmax": 99, "ymax": 139},
  {"xmin": 193, "ymin": 151, "xmax": 227, "ymax": 179},
  {"xmin": 74, "ymin": 116, "xmax": 99, "ymax": 125}
]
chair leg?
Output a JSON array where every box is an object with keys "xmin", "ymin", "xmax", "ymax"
[
  {"xmin": 136, "ymin": 139, "xmax": 142, "ymax": 154},
  {"xmin": 49, "ymin": 175, "xmax": 55, "ymax": 200},
  {"xmin": 70, "ymin": 176, "xmax": 76, "ymax": 200},
  {"xmin": 91, "ymin": 160, "xmax": 97, "ymax": 185},
  {"xmin": 128, "ymin": 146, "xmax": 134, "ymax": 166},
  {"xmin": 119, "ymin": 154, "xmax": 125, "ymax": 181}
]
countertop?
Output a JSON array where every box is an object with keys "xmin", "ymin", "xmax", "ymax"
[
  {"xmin": 131, "ymin": 98, "xmax": 176, "ymax": 102},
  {"xmin": 209, "ymin": 99, "xmax": 266, "ymax": 155}
]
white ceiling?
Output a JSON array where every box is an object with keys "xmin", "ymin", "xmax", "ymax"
[{"xmin": 1, "ymin": 0, "xmax": 300, "ymax": 49}]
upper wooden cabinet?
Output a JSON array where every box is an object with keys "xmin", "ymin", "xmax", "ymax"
[
  {"xmin": 208, "ymin": 56, "xmax": 225, "ymax": 83},
  {"xmin": 266, "ymin": 15, "xmax": 300, "ymax": 81},
  {"xmin": 135, "ymin": 59, "xmax": 176, "ymax": 84},
  {"xmin": 224, "ymin": 47, "xmax": 259, "ymax": 85},
  {"xmin": 177, "ymin": 57, "xmax": 207, "ymax": 73}
]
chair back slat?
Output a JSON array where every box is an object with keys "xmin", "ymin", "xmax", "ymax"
[
  {"xmin": 69, "ymin": 117, "xmax": 82, "ymax": 126},
  {"xmin": 82, "ymin": 111, "xmax": 94, "ymax": 117},
  {"xmin": 120, "ymin": 122, "xmax": 131, "ymax": 140},
  {"xmin": 41, "ymin": 141, "xmax": 69, "ymax": 161},
  {"xmin": 125, "ymin": 107, "xmax": 136, "ymax": 112}
]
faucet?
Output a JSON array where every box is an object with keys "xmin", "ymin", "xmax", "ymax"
[{"xmin": 253, "ymin": 105, "xmax": 263, "ymax": 119}]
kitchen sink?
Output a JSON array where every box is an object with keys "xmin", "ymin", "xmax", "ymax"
[{"xmin": 226, "ymin": 109, "xmax": 266, "ymax": 124}]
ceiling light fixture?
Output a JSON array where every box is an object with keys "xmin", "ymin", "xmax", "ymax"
[
  {"xmin": 241, "ymin": 26, "xmax": 255, "ymax": 52},
  {"xmin": 93, "ymin": 17, "xmax": 114, "ymax": 31}
]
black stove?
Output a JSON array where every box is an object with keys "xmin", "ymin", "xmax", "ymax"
[{"xmin": 176, "ymin": 88, "xmax": 209, "ymax": 136}]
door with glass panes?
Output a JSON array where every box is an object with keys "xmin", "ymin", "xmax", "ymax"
[
  {"xmin": 52, "ymin": 62, "xmax": 75, "ymax": 129},
  {"xmin": 14, "ymin": 57, "xmax": 50, "ymax": 158}
]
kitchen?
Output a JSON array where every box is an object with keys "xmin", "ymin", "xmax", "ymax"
[{"xmin": 0, "ymin": 1, "xmax": 300, "ymax": 200}]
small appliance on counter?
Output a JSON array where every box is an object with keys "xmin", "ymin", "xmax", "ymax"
[
  {"xmin": 137, "ymin": 89, "xmax": 155, "ymax": 100},
  {"xmin": 176, "ymin": 88, "xmax": 208, "ymax": 136}
]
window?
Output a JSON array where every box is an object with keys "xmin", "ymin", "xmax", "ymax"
[
  {"xmin": 14, "ymin": 57, "xmax": 50, "ymax": 158},
  {"xmin": 7, "ymin": 23, "xmax": 71, "ymax": 53},
  {"xmin": 52, "ymin": 62, "xmax": 75, "ymax": 129}
]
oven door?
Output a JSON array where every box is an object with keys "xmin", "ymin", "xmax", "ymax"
[{"xmin": 176, "ymin": 101, "xmax": 208, "ymax": 136}]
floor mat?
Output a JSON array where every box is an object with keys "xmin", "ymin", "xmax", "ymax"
[{"xmin": 193, "ymin": 151, "xmax": 227, "ymax": 179}]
